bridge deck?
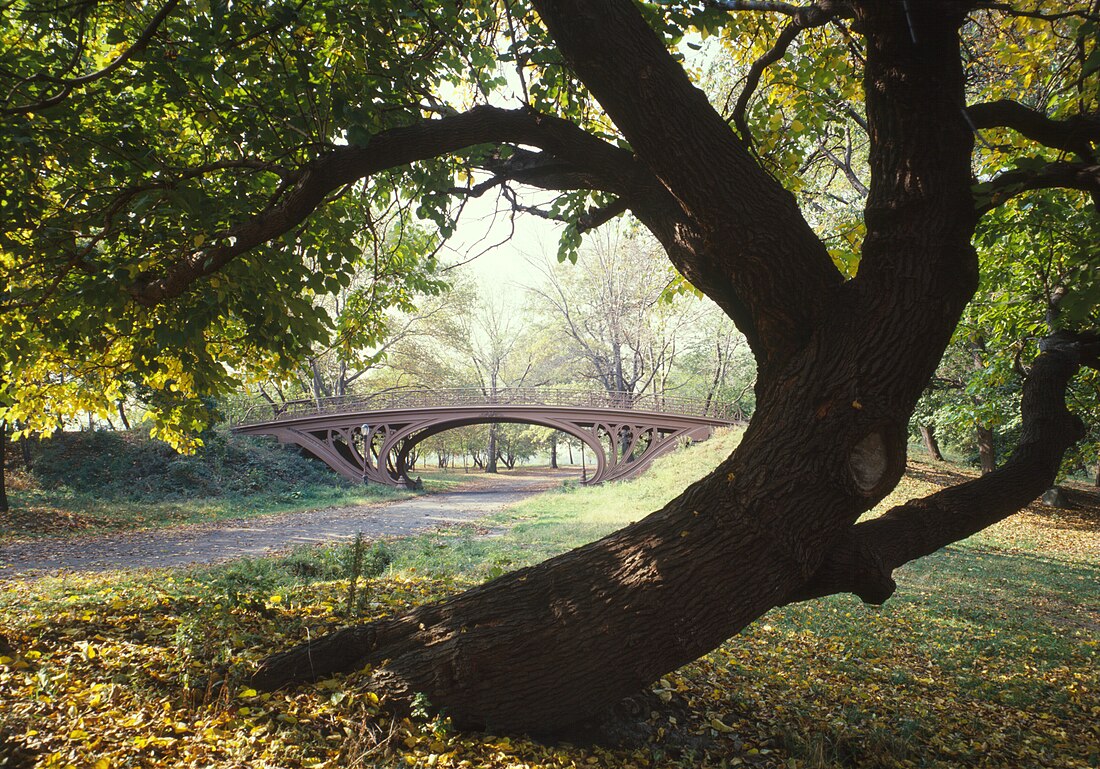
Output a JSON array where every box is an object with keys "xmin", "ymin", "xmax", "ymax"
[
  {"xmin": 230, "ymin": 387, "xmax": 740, "ymax": 427},
  {"xmin": 230, "ymin": 388, "xmax": 741, "ymax": 487}
]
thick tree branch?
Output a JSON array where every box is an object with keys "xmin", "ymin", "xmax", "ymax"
[
  {"xmin": 711, "ymin": 0, "xmax": 855, "ymax": 17},
  {"xmin": 127, "ymin": 106, "xmax": 643, "ymax": 306},
  {"xmin": 974, "ymin": 3, "xmax": 1100, "ymax": 22},
  {"xmin": 968, "ymin": 100, "xmax": 1099, "ymax": 159},
  {"xmin": 978, "ymin": 161, "xmax": 1100, "ymax": 214},
  {"xmin": 576, "ymin": 198, "xmax": 629, "ymax": 232},
  {"xmin": 852, "ymin": 3, "xmax": 980, "ymax": 369},
  {"xmin": 532, "ymin": 0, "xmax": 843, "ymax": 369},
  {"xmin": 790, "ymin": 331, "xmax": 1099, "ymax": 605}
]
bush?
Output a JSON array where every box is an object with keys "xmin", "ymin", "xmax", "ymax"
[{"xmin": 30, "ymin": 428, "xmax": 348, "ymax": 502}]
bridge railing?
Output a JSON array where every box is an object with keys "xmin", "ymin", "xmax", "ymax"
[{"xmin": 230, "ymin": 387, "xmax": 742, "ymax": 426}]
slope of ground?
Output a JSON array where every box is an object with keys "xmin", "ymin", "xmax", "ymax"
[{"xmin": 2, "ymin": 429, "xmax": 417, "ymax": 540}]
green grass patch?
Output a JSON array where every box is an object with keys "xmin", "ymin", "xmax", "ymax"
[{"xmin": 1, "ymin": 427, "xmax": 1097, "ymax": 768}]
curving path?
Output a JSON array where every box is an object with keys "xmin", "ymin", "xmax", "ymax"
[{"xmin": 0, "ymin": 473, "xmax": 561, "ymax": 578}]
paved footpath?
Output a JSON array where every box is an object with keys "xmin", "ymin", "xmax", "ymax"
[{"xmin": 0, "ymin": 474, "xmax": 558, "ymax": 578}]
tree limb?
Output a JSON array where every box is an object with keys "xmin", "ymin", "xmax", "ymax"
[
  {"xmin": 790, "ymin": 331, "xmax": 1100, "ymax": 605},
  {"xmin": 967, "ymin": 99, "xmax": 1099, "ymax": 160},
  {"xmin": 974, "ymin": 3, "xmax": 1100, "ymax": 22},
  {"xmin": 977, "ymin": 161, "xmax": 1100, "ymax": 214},
  {"xmin": 730, "ymin": 7, "xmax": 837, "ymax": 146},
  {"xmin": 126, "ymin": 106, "xmax": 642, "ymax": 306},
  {"xmin": 711, "ymin": 0, "xmax": 855, "ymax": 18},
  {"xmin": 3, "ymin": 0, "xmax": 180, "ymax": 115},
  {"xmin": 532, "ymin": 0, "xmax": 842, "ymax": 368}
]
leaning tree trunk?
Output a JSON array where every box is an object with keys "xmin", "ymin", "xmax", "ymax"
[
  {"xmin": 920, "ymin": 424, "xmax": 944, "ymax": 461},
  {"xmin": 977, "ymin": 424, "xmax": 997, "ymax": 474},
  {"xmin": 253, "ymin": 334, "xmax": 1094, "ymax": 732},
  {"xmin": 252, "ymin": 2, "xmax": 1096, "ymax": 734}
]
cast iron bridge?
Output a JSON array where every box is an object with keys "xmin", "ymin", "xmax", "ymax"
[{"xmin": 231, "ymin": 387, "xmax": 739, "ymax": 486}]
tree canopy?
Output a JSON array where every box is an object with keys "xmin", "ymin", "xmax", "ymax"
[{"xmin": 3, "ymin": 0, "xmax": 1100, "ymax": 732}]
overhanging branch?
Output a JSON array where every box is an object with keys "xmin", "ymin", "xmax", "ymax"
[
  {"xmin": 977, "ymin": 161, "xmax": 1100, "ymax": 214},
  {"xmin": 125, "ymin": 106, "xmax": 643, "ymax": 306},
  {"xmin": 967, "ymin": 100, "xmax": 1099, "ymax": 160}
]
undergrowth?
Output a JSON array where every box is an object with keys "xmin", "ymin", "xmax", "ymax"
[{"xmin": 1, "ymin": 428, "xmax": 425, "ymax": 539}]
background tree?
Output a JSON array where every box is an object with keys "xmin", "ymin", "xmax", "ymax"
[
  {"xmin": 528, "ymin": 229, "xmax": 701, "ymax": 399},
  {"xmin": 4, "ymin": 0, "xmax": 1100, "ymax": 734},
  {"xmin": 915, "ymin": 192, "xmax": 1100, "ymax": 475}
]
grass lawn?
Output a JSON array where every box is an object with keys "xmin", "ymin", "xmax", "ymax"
[{"xmin": 1, "ymin": 428, "xmax": 1097, "ymax": 768}]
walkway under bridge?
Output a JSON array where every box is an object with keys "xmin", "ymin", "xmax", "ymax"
[{"xmin": 232, "ymin": 388, "xmax": 740, "ymax": 486}]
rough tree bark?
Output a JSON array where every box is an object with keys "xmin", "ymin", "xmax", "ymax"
[
  {"xmin": 250, "ymin": 1, "xmax": 1098, "ymax": 733},
  {"xmin": 0, "ymin": 422, "xmax": 8, "ymax": 515}
]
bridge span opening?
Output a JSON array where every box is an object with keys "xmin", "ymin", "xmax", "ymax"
[{"xmin": 232, "ymin": 388, "xmax": 739, "ymax": 487}]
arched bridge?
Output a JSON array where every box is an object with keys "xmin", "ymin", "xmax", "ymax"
[{"xmin": 231, "ymin": 388, "xmax": 740, "ymax": 486}]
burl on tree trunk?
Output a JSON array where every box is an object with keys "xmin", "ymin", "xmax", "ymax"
[{"xmin": 251, "ymin": 2, "xmax": 1100, "ymax": 733}]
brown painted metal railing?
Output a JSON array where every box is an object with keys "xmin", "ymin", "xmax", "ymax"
[{"xmin": 230, "ymin": 387, "xmax": 741, "ymax": 426}]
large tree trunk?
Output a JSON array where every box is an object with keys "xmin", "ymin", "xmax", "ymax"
[
  {"xmin": 254, "ymin": 336, "xmax": 1093, "ymax": 732},
  {"xmin": 252, "ymin": 2, "xmax": 1095, "ymax": 735},
  {"xmin": 0, "ymin": 422, "xmax": 8, "ymax": 515}
]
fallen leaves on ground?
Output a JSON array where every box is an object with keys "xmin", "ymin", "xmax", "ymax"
[{"xmin": 1, "ymin": 461, "xmax": 1097, "ymax": 769}]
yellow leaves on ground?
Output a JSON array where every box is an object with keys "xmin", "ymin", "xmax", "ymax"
[{"xmin": 0, "ymin": 465, "xmax": 1097, "ymax": 769}]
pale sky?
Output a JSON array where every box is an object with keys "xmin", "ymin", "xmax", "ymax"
[{"xmin": 439, "ymin": 183, "xmax": 565, "ymax": 301}]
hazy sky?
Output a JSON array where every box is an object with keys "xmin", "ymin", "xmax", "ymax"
[{"xmin": 441, "ymin": 184, "xmax": 565, "ymax": 301}]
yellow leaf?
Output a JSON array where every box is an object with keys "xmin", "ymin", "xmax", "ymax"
[{"xmin": 710, "ymin": 718, "xmax": 735, "ymax": 733}]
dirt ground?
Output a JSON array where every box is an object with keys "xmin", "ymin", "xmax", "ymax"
[{"xmin": 0, "ymin": 471, "xmax": 561, "ymax": 578}]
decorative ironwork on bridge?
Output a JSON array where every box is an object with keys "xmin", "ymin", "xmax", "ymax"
[{"xmin": 231, "ymin": 387, "xmax": 740, "ymax": 486}]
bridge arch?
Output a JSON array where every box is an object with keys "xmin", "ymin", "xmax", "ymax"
[
  {"xmin": 391, "ymin": 415, "xmax": 612, "ymax": 484},
  {"xmin": 231, "ymin": 389, "xmax": 737, "ymax": 486}
]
